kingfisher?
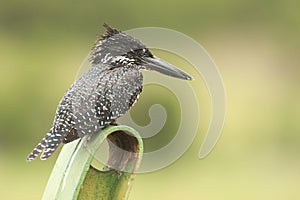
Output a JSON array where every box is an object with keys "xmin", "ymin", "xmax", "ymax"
[{"xmin": 27, "ymin": 23, "xmax": 192, "ymax": 161}]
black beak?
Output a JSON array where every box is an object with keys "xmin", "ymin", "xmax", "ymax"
[{"xmin": 143, "ymin": 56, "xmax": 193, "ymax": 80}]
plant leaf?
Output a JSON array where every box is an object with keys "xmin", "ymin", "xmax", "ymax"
[{"xmin": 42, "ymin": 125, "xmax": 143, "ymax": 200}]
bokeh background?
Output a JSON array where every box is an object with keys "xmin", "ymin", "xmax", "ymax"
[{"xmin": 1, "ymin": 0, "xmax": 300, "ymax": 199}]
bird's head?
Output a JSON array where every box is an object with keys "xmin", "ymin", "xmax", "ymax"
[{"xmin": 90, "ymin": 23, "xmax": 192, "ymax": 80}]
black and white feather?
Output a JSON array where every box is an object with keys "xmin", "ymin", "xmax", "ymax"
[{"xmin": 27, "ymin": 23, "xmax": 191, "ymax": 161}]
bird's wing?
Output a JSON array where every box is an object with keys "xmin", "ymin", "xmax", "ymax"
[{"xmin": 64, "ymin": 67, "xmax": 143, "ymax": 142}]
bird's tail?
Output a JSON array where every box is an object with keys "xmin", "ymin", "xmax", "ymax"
[{"xmin": 26, "ymin": 131, "xmax": 63, "ymax": 161}]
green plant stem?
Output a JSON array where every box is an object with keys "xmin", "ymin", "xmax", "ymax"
[{"xmin": 42, "ymin": 125, "xmax": 143, "ymax": 200}]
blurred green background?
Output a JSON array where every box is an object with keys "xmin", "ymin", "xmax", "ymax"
[{"xmin": 1, "ymin": 0, "xmax": 300, "ymax": 199}]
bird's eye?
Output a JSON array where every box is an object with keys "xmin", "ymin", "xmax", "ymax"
[
  {"xmin": 137, "ymin": 48, "xmax": 153, "ymax": 58},
  {"xmin": 136, "ymin": 49, "xmax": 145, "ymax": 56},
  {"xmin": 127, "ymin": 48, "xmax": 153, "ymax": 59}
]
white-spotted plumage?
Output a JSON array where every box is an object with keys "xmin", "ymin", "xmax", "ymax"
[
  {"xmin": 27, "ymin": 23, "xmax": 191, "ymax": 161},
  {"xmin": 27, "ymin": 60, "xmax": 143, "ymax": 161},
  {"xmin": 27, "ymin": 24, "xmax": 147, "ymax": 161}
]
